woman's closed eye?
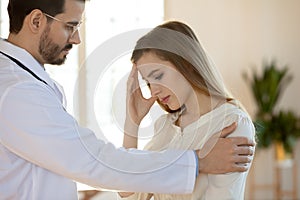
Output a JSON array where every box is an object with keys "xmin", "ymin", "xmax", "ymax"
[
  {"xmin": 143, "ymin": 72, "xmax": 164, "ymax": 87},
  {"xmin": 154, "ymin": 73, "xmax": 164, "ymax": 80}
]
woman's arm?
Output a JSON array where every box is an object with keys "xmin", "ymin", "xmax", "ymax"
[
  {"xmin": 123, "ymin": 64, "xmax": 157, "ymax": 148},
  {"xmin": 119, "ymin": 65, "xmax": 157, "ymax": 198},
  {"xmin": 123, "ymin": 118, "xmax": 139, "ymax": 149}
]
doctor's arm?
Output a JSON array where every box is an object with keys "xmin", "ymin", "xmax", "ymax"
[{"xmin": 1, "ymin": 83, "xmax": 197, "ymax": 194}]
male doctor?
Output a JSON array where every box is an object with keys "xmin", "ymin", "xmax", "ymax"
[{"xmin": 0, "ymin": 0, "xmax": 254, "ymax": 199}]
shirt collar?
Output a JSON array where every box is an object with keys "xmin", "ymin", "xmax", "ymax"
[{"xmin": 0, "ymin": 38, "xmax": 57, "ymax": 89}]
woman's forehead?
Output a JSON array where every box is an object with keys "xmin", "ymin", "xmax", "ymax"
[
  {"xmin": 136, "ymin": 52, "xmax": 162, "ymax": 65},
  {"xmin": 136, "ymin": 52, "xmax": 177, "ymax": 71}
]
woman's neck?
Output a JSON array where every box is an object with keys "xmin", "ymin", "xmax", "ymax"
[{"xmin": 176, "ymin": 90, "xmax": 225, "ymax": 128}]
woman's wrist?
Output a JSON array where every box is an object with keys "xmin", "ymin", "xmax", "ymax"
[
  {"xmin": 123, "ymin": 118, "xmax": 139, "ymax": 149},
  {"xmin": 124, "ymin": 118, "xmax": 139, "ymax": 137}
]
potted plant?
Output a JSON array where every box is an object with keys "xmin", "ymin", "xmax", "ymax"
[
  {"xmin": 256, "ymin": 110, "xmax": 300, "ymax": 160},
  {"xmin": 244, "ymin": 60, "xmax": 300, "ymax": 160}
]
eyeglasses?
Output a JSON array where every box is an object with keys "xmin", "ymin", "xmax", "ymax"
[{"xmin": 43, "ymin": 13, "xmax": 82, "ymax": 37}]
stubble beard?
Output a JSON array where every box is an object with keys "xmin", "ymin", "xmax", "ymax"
[{"xmin": 39, "ymin": 26, "xmax": 68, "ymax": 65}]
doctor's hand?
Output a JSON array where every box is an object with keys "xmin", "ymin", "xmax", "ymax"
[
  {"xmin": 196, "ymin": 122, "xmax": 255, "ymax": 174},
  {"xmin": 126, "ymin": 64, "xmax": 157, "ymax": 125}
]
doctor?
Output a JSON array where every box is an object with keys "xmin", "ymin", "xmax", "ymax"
[{"xmin": 0, "ymin": 0, "xmax": 254, "ymax": 199}]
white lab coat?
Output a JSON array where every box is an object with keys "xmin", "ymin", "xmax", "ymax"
[{"xmin": 0, "ymin": 39, "xmax": 196, "ymax": 200}]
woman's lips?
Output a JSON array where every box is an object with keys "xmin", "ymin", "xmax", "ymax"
[{"xmin": 161, "ymin": 95, "xmax": 170, "ymax": 104}]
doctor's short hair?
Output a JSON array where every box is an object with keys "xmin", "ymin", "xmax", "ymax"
[{"xmin": 7, "ymin": 0, "xmax": 88, "ymax": 34}]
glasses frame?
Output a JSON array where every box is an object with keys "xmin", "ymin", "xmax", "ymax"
[{"xmin": 43, "ymin": 13, "xmax": 82, "ymax": 37}]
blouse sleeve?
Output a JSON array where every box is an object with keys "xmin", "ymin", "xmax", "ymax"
[
  {"xmin": 118, "ymin": 192, "xmax": 153, "ymax": 200},
  {"xmin": 117, "ymin": 193, "xmax": 138, "ymax": 200},
  {"xmin": 204, "ymin": 115, "xmax": 255, "ymax": 200}
]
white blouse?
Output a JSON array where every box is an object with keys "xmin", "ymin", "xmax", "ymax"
[{"xmin": 123, "ymin": 103, "xmax": 255, "ymax": 200}]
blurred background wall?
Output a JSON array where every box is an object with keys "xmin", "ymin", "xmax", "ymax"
[{"xmin": 165, "ymin": 0, "xmax": 300, "ymax": 117}]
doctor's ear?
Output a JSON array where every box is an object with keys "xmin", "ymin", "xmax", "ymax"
[{"xmin": 26, "ymin": 9, "xmax": 46, "ymax": 33}]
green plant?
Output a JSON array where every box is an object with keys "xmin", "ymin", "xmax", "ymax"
[
  {"xmin": 256, "ymin": 110, "xmax": 300, "ymax": 153},
  {"xmin": 244, "ymin": 60, "xmax": 300, "ymax": 153},
  {"xmin": 245, "ymin": 61, "xmax": 292, "ymax": 117}
]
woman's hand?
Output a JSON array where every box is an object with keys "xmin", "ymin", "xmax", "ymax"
[{"xmin": 126, "ymin": 64, "xmax": 157, "ymax": 125}]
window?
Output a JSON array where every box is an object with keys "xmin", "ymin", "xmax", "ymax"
[
  {"xmin": 84, "ymin": 0, "xmax": 164, "ymax": 148},
  {"xmin": 0, "ymin": 0, "xmax": 9, "ymax": 38}
]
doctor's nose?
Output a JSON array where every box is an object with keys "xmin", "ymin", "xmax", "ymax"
[{"xmin": 68, "ymin": 30, "xmax": 81, "ymax": 45}]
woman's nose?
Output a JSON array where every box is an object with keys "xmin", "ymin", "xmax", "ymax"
[{"xmin": 149, "ymin": 84, "xmax": 161, "ymax": 97}]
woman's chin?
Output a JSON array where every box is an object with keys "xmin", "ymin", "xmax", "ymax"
[{"xmin": 169, "ymin": 104, "xmax": 185, "ymax": 113}]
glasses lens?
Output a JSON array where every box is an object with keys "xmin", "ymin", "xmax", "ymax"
[{"xmin": 70, "ymin": 23, "xmax": 81, "ymax": 37}]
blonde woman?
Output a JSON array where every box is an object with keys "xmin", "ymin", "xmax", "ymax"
[{"xmin": 120, "ymin": 21, "xmax": 255, "ymax": 200}]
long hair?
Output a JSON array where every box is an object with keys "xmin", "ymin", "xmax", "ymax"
[{"xmin": 131, "ymin": 21, "xmax": 243, "ymax": 112}]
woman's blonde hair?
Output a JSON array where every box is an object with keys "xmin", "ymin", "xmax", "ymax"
[{"xmin": 131, "ymin": 21, "xmax": 243, "ymax": 112}]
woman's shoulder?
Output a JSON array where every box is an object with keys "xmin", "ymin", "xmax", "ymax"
[
  {"xmin": 218, "ymin": 102, "xmax": 251, "ymax": 121},
  {"xmin": 221, "ymin": 103, "xmax": 255, "ymax": 139}
]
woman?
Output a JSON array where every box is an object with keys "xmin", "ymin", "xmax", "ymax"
[{"xmin": 120, "ymin": 21, "xmax": 255, "ymax": 200}]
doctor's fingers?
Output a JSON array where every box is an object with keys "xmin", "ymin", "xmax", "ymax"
[
  {"xmin": 231, "ymin": 162, "xmax": 250, "ymax": 172},
  {"xmin": 234, "ymin": 145, "xmax": 255, "ymax": 156},
  {"xmin": 224, "ymin": 155, "xmax": 253, "ymax": 173},
  {"xmin": 228, "ymin": 136, "xmax": 255, "ymax": 147},
  {"xmin": 233, "ymin": 153, "xmax": 253, "ymax": 163}
]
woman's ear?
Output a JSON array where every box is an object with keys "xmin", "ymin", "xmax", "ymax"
[{"xmin": 26, "ymin": 9, "xmax": 46, "ymax": 33}]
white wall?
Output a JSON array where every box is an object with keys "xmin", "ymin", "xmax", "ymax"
[
  {"xmin": 164, "ymin": 0, "xmax": 300, "ymax": 117},
  {"xmin": 165, "ymin": 0, "xmax": 300, "ymax": 199}
]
